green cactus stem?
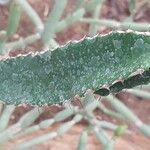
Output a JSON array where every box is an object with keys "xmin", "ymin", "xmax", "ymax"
[{"xmin": 0, "ymin": 30, "xmax": 150, "ymax": 105}]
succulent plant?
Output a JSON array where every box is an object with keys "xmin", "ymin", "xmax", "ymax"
[{"xmin": 0, "ymin": 0, "xmax": 150, "ymax": 150}]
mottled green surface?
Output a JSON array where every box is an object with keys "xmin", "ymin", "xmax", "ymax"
[{"xmin": 0, "ymin": 31, "xmax": 150, "ymax": 105}]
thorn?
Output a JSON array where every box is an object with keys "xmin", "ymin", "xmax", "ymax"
[{"xmin": 129, "ymin": 68, "xmax": 145, "ymax": 77}]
